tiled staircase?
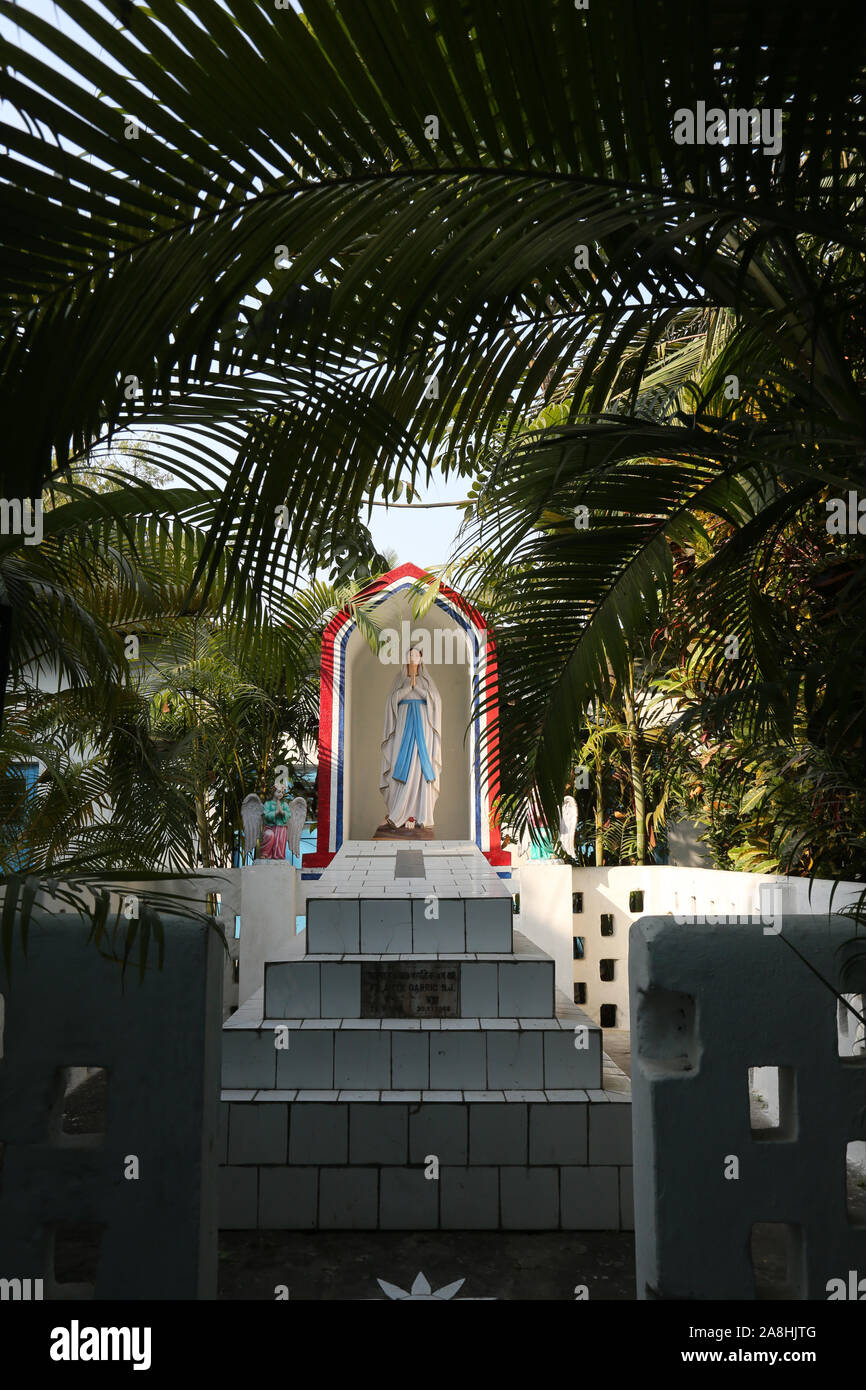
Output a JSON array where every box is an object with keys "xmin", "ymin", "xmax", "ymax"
[{"xmin": 218, "ymin": 842, "xmax": 632, "ymax": 1230}]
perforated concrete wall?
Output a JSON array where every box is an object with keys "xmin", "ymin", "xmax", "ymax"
[
  {"xmin": 572, "ymin": 866, "xmax": 866, "ymax": 1028},
  {"xmin": 629, "ymin": 914, "xmax": 866, "ymax": 1300},
  {"xmin": 0, "ymin": 912, "xmax": 222, "ymax": 1299}
]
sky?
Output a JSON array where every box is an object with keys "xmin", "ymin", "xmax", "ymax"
[{"xmin": 365, "ymin": 469, "xmax": 471, "ymax": 568}]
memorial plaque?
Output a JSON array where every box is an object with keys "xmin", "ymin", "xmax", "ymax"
[{"xmin": 361, "ymin": 962, "xmax": 460, "ymax": 1018}]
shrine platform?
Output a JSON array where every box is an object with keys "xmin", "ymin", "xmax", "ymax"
[{"xmin": 218, "ymin": 841, "xmax": 632, "ymax": 1230}]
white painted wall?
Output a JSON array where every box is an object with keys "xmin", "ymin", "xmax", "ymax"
[
  {"xmin": 239, "ymin": 862, "xmax": 300, "ymax": 1006},
  {"xmin": 630, "ymin": 914, "xmax": 866, "ymax": 1299},
  {"xmin": 109, "ymin": 868, "xmax": 241, "ymax": 1021},
  {"xmin": 513, "ymin": 861, "xmax": 574, "ymax": 996},
  {"xmin": 513, "ymin": 862, "xmax": 866, "ymax": 1030}
]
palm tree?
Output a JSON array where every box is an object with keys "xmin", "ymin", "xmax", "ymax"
[
  {"xmin": 0, "ymin": 480, "xmax": 358, "ymax": 969},
  {"xmin": 2, "ymin": 0, "xmax": 863, "ymax": 828}
]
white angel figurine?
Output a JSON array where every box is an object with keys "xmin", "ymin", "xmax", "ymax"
[
  {"xmin": 241, "ymin": 786, "xmax": 307, "ymax": 861},
  {"xmin": 559, "ymin": 795, "xmax": 578, "ymax": 858}
]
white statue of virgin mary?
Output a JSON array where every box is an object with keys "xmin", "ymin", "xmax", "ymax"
[{"xmin": 378, "ymin": 647, "xmax": 442, "ymax": 831}]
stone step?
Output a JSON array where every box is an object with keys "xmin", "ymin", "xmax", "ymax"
[
  {"xmin": 220, "ymin": 1160, "xmax": 634, "ymax": 1231},
  {"xmin": 217, "ymin": 1091, "xmax": 633, "ymax": 1230},
  {"xmin": 263, "ymin": 944, "xmax": 555, "ymax": 1020},
  {"xmin": 221, "ymin": 1015, "xmax": 602, "ymax": 1092},
  {"xmin": 305, "ymin": 894, "xmax": 512, "ymax": 954},
  {"xmin": 220, "ymin": 1090, "xmax": 631, "ymax": 1164}
]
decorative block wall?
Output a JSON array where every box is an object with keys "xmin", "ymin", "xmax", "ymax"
[
  {"xmin": 0, "ymin": 912, "xmax": 222, "ymax": 1299},
  {"xmin": 570, "ymin": 866, "xmax": 866, "ymax": 1029},
  {"xmin": 630, "ymin": 914, "xmax": 866, "ymax": 1299}
]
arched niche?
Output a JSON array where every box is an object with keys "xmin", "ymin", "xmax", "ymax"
[{"xmin": 304, "ymin": 564, "xmax": 508, "ymax": 871}]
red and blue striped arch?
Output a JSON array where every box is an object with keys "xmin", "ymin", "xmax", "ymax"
[{"xmin": 302, "ymin": 564, "xmax": 508, "ymax": 874}]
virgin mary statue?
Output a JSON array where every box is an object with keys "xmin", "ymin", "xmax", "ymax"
[{"xmin": 378, "ymin": 647, "xmax": 442, "ymax": 832}]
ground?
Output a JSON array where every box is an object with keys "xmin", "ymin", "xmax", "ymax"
[{"xmin": 217, "ymin": 1230, "xmax": 636, "ymax": 1300}]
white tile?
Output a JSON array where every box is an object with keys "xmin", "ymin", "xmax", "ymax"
[
  {"xmin": 561, "ymin": 1167, "xmax": 619, "ymax": 1230},
  {"xmin": 486, "ymin": 1032, "xmax": 544, "ymax": 1090},
  {"xmin": 391, "ymin": 1032, "xmax": 429, "ymax": 1089},
  {"xmin": 333, "ymin": 1031, "xmax": 391, "ymax": 1089},
  {"xmin": 350, "ymin": 1102, "xmax": 408, "ymax": 1164},
  {"xmin": 500, "ymin": 1167, "xmax": 559, "ymax": 1229},
  {"xmin": 321, "ymin": 962, "xmax": 361, "ymax": 1018},
  {"xmin": 222, "ymin": 1031, "xmax": 277, "ymax": 1090},
  {"xmin": 306, "ymin": 898, "xmax": 360, "ymax": 952},
  {"xmin": 499, "ymin": 962, "xmax": 553, "ymax": 1018},
  {"xmin": 275, "ymin": 1029, "xmax": 333, "ymax": 1089},
  {"xmin": 228, "ymin": 1101, "xmax": 287, "ymax": 1164},
  {"xmin": 589, "ymin": 1104, "xmax": 633, "ymax": 1164},
  {"xmin": 409, "ymin": 1101, "xmax": 467, "ymax": 1163},
  {"xmin": 360, "ymin": 899, "xmax": 413, "ymax": 952},
  {"xmin": 288, "ymin": 1103, "xmax": 347, "ymax": 1162},
  {"xmin": 379, "ymin": 1167, "xmax": 438, "ymax": 1229},
  {"xmin": 429, "ymin": 1033, "xmax": 485, "ymax": 1089},
  {"xmin": 218, "ymin": 1167, "xmax": 258, "ymax": 1229},
  {"xmin": 258, "ymin": 1167, "xmax": 318, "ymax": 1229},
  {"xmin": 319, "ymin": 1167, "xmax": 378, "ymax": 1229},
  {"xmin": 264, "ymin": 961, "xmax": 320, "ymax": 1018},
  {"xmin": 441, "ymin": 1167, "xmax": 499, "ymax": 1229},
  {"xmin": 461, "ymin": 963, "xmax": 499, "ymax": 1017},
  {"xmin": 469, "ymin": 1101, "xmax": 527, "ymax": 1163}
]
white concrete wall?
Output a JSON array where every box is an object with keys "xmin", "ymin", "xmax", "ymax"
[
  {"xmin": 0, "ymin": 911, "xmax": 222, "ymax": 1298},
  {"xmin": 239, "ymin": 862, "xmax": 300, "ymax": 1005},
  {"xmin": 569, "ymin": 865, "xmax": 865, "ymax": 1028},
  {"xmin": 630, "ymin": 915, "xmax": 866, "ymax": 1299},
  {"xmin": 109, "ymin": 868, "xmax": 241, "ymax": 1021},
  {"xmin": 344, "ymin": 592, "xmax": 474, "ymax": 842},
  {"xmin": 514, "ymin": 861, "xmax": 574, "ymax": 997}
]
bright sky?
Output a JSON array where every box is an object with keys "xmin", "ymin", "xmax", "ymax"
[{"xmin": 366, "ymin": 470, "xmax": 471, "ymax": 568}]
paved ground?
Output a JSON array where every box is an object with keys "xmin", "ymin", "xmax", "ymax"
[
  {"xmin": 218, "ymin": 1229, "xmax": 636, "ymax": 1300},
  {"xmin": 602, "ymin": 1028, "xmax": 632, "ymax": 1076}
]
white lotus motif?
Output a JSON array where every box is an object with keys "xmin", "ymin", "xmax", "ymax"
[{"xmin": 376, "ymin": 1272, "xmax": 467, "ymax": 1300}]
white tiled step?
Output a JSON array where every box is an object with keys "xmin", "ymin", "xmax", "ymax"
[
  {"xmin": 222, "ymin": 1019, "xmax": 602, "ymax": 1092},
  {"xmin": 218, "ymin": 1089, "xmax": 632, "ymax": 1229},
  {"xmin": 264, "ymin": 947, "xmax": 555, "ymax": 1019},
  {"xmin": 220, "ymin": 1160, "xmax": 633, "ymax": 1231},
  {"xmin": 219, "ymin": 1093, "xmax": 631, "ymax": 1165},
  {"xmin": 315, "ymin": 841, "xmax": 513, "ymax": 898},
  {"xmin": 305, "ymin": 895, "xmax": 512, "ymax": 954}
]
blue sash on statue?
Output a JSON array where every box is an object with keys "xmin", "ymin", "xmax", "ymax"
[{"xmin": 393, "ymin": 698, "xmax": 435, "ymax": 783}]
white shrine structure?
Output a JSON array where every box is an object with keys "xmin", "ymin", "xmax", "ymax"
[{"xmin": 218, "ymin": 565, "xmax": 632, "ymax": 1231}]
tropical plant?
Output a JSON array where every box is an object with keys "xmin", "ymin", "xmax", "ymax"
[
  {"xmin": 0, "ymin": 486, "xmax": 351, "ymax": 875},
  {"xmin": 2, "ymin": 0, "xmax": 864, "ymax": 843}
]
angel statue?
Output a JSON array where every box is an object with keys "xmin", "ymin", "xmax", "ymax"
[
  {"xmin": 559, "ymin": 795, "xmax": 577, "ymax": 859},
  {"xmin": 376, "ymin": 646, "xmax": 442, "ymax": 837},
  {"xmin": 241, "ymin": 786, "xmax": 307, "ymax": 862}
]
